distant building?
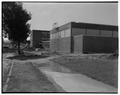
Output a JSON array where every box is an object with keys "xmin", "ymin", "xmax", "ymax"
[
  {"xmin": 50, "ymin": 22, "xmax": 118, "ymax": 53},
  {"xmin": 30, "ymin": 30, "xmax": 50, "ymax": 48}
]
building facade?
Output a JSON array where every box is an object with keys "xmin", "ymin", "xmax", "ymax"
[
  {"xmin": 30, "ymin": 30, "xmax": 50, "ymax": 48},
  {"xmin": 50, "ymin": 22, "xmax": 118, "ymax": 53}
]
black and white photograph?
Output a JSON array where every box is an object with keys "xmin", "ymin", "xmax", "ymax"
[{"xmin": 2, "ymin": 1, "xmax": 118, "ymax": 93}]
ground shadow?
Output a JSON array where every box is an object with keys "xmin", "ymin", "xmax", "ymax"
[
  {"xmin": 7, "ymin": 54, "xmax": 49, "ymax": 61},
  {"xmin": 2, "ymin": 48, "xmax": 16, "ymax": 53}
]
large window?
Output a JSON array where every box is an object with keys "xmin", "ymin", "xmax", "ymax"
[
  {"xmin": 58, "ymin": 31, "xmax": 61, "ymax": 38},
  {"xmin": 72, "ymin": 28, "xmax": 86, "ymax": 36},
  {"xmin": 50, "ymin": 33, "xmax": 55, "ymax": 39},
  {"xmin": 61, "ymin": 30, "xmax": 65, "ymax": 38},
  {"xmin": 50, "ymin": 34, "xmax": 53, "ymax": 39},
  {"xmin": 50, "ymin": 34, "xmax": 52, "ymax": 39},
  {"xmin": 101, "ymin": 30, "xmax": 112, "ymax": 37},
  {"xmin": 50, "ymin": 29, "xmax": 71, "ymax": 39},
  {"xmin": 59, "ymin": 29, "xmax": 71, "ymax": 38},
  {"xmin": 64, "ymin": 29, "xmax": 71, "ymax": 37},
  {"xmin": 87, "ymin": 29, "xmax": 99, "ymax": 36},
  {"xmin": 55, "ymin": 32, "xmax": 59, "ymax": 39}
]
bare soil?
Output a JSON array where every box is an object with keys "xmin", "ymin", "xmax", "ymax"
[
  {"xmin": 2, "ymin": 51, "xmax": 58, "ymax": 92},
  {"xmin": 6, "ymin": 62, "xmax": 58, "ymax": 92}
]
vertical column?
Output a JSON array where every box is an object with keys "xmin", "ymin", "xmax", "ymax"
[
  {"xmin": 85, "ymin": 28, "xmax": 87, "ymax": 35},
  {"xmin": 70, "ymin": 23, "xmax": 73, "ymax": 53},
  {"xmin": 112, "ymin": 31, "xmax": 113, "ymax": 37},
  {"xmin": 99, "ymin": 29, "xmax": 101, "ymax": 36}
]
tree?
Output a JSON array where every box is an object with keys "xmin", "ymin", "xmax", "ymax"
[{"xmin": 2, "ymin": 2, "xmax": 31, "ymax": 54}]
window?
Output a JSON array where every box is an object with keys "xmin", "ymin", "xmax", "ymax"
[
  {"xmin": 56, "ymin": 32, "xmax": 59, "ymax": 39},
  {"xmin": 101, "ymin": 30, "xmax": 112, "ymax": 37},
  {"xmin": 72, "ymin": 28, "xmax": 85, "ymax": 36},
  {"xmin": 64, "ymin": 29, "xmax": 71, "ymax": 37},
  {"xmin": 61, "ymin": 30, "xmax": 65, "ymax": 38},
  {"xmin": 51, "ymin": 28, "xmax": 71, "ymax": 39},
  {"xmin": 87, "ymin": 29, "xmax": 99, "ymax": 36},
  {"xmin": 50, "ymin": 34, "xmax": 53, "ymax": 39},
  {"xmin": 58, "ymin": 31, "xmax": 61, "ymax": 38}
]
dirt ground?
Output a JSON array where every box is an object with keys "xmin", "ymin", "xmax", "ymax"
[
  {"xmin": 3, "ymin": 49, "xmax": 118, "ymax": 92},
  {"xmin": 6, "ymin": 62, "xmax": 58, "ymax": 92},
  {"xmin": 2, "ymin": 52, "xmax": 58, "ymax": 92}
]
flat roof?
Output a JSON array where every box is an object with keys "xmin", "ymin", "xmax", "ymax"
[
  {"xmin": 32, "ymin": 30, "xmax": 49, "ymax": 32},
  {"xmin": 51, "ymin": 22, "xmax": 118, "ymax": 33},
  {"xmin": 71, "ymin": 22, "xmax": 118, "ymax": 31}
]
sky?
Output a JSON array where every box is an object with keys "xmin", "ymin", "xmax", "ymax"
[{"xmin": 23, "ymin": 3, "xmax": 118, "ymax": 30}]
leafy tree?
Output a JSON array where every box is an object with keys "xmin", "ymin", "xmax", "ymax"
[{"xmin": 2, "ymin": 2, "xmax": 31, "ymax": 54}]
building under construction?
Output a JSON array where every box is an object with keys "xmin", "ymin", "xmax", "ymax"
[{"xmin": 30, "ymin": 30, "xmax": 50, "ymax": 48}]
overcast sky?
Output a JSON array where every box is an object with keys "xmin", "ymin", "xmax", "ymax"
[{"xmin": 23, "ymin": 3, "xmax": 118, "ymax": 30}]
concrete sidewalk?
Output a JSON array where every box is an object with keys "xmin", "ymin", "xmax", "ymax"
[{"xmin": 40, "ymin": 69, "xmax": 117, "ymax": 92}]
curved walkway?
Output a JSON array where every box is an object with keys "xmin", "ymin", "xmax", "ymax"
[
  {"xmin": 3, "ymin": 52, "xmax": 117, "ymax": 93},
  {"xmin": 33, "ymin": 59, "xmax": 117, "ymax": 93}
]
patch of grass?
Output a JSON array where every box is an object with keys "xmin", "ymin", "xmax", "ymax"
[{"xmin": 51, "ymin": 56, "xmax": 118, "ymax": 88}]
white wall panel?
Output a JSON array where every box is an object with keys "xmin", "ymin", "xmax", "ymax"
[
  {"xmin": 61, "ymin": 30, "xmax": 65, "ymax": 38},
  {"xmin": 64, "ymin": 29, "xmax": 71, "ymax": 37}
]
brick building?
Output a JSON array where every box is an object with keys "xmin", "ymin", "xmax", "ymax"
[
  {"xmin": 50, "ymin": 22, "xmax": 118, "ymax": 53},
  {"xmin": 30, "ymin": 30, "xmax": 50, "ymax": 48}
]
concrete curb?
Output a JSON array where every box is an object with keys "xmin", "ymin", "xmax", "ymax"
[
  {"xmin": 31, "ymin": 62, "xmax": 65, "ymax": 92},
  {"xmin": 3, "ymin": 61, "xmax": 14, "ymax": 92}
]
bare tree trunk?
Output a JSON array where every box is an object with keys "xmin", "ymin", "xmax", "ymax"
[{"xmin": 17, "ymin": 41, "xmax": 21, "ymax": 54}]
